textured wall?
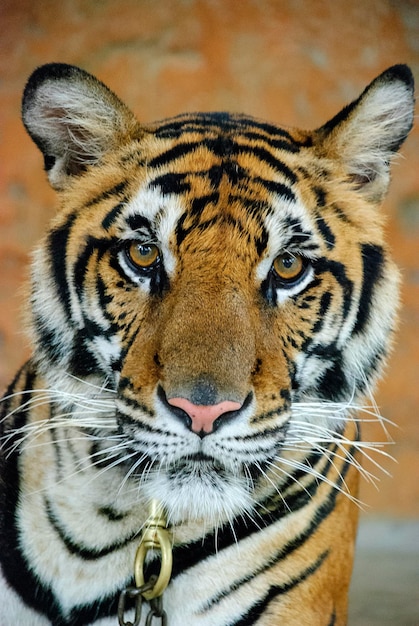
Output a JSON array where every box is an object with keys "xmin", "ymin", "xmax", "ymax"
[{"xmin": 1, "ymin": 0, "xmax": 418, "ymax": 517}]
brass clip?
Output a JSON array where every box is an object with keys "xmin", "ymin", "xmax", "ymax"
[{"xmin": 134, "ymin": 499, "xmax": 173, "ymax": 600}]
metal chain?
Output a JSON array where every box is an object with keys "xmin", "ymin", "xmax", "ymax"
[
  {"xmin": 117, "ymin": 500, "xmax": 172, "ymax": 626},
  {"xmin": 145, "ymin": 595, "xmax": 168, "ymax": 626},
  {"xmin": 117, "ymin": 578, "xmax": 153, "ymax": 626},
  {"xmin": 118, "ymin": 576, "xmax": 168, "ymax": 626}
]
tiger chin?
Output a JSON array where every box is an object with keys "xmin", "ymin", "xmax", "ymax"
[{"xmin": 0, "ymin": 63, "xmax": 414, "ymax": 626}]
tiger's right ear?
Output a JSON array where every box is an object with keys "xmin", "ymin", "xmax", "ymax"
[
  {"xmin": 313, "ymin": 64, "xmax": 415, "ymax": 203},
  {"xmin": 22, "ymin": 63, "xmax": 140, "ymax": 190}
]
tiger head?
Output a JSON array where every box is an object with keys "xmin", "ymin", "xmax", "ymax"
[{"xmin": 22, "ymin": 64, "xmax": 414, "ymax": 523}]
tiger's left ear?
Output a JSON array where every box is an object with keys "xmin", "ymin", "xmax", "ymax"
[
  {"xmin": 314, "ymin": 64, "xmax": 415, "ymax": 202},
  {"xmin": 22, "ymin": 63, "xmax": 140, "ymax": 190}
]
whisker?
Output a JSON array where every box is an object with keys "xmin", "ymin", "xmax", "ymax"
[
  {"xmin": 115, "ymin": 447, "xmax": 159, "ymax": 498},
  {"xmin": 64, "ymin": 372, "xmax": 117, "ymax": 394},
  {"xmin": 269, "ymin": 454, "xmax": 362, "ymax": 507},
  {"xmin": 254, "ymin": 461, "xmax": 293, "ymax": 513}
]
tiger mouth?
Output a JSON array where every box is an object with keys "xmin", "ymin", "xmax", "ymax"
[
  {"xmin": 167, "ymin": 455, "xmax": 230, "ymax": 483},
  {"xmin": 172, "ymin": 453, "xmax": 271, "ymax": 479},
  {"xmin": 123, "ymin": 451, "xmax": 230, "ymax": 478},
  {"xmin": 132, "ymin": 451, "xmax": 271, "ymax": 488}
]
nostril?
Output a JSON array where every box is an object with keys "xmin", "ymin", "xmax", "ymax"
[
  {"xmin": 157, "ymin": 386, "xmax": 192, "ymax": 428},
  {"xmin": 157, "ymin": 385, "xmax": 245, "ymax": 436},
  {"xmin": 167, "ymin": 397, "xmax": 242, "ymax": 435}
]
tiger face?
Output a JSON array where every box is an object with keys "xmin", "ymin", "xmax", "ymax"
[{"xmin": 23, "ymin": 64, "xmax": 413, "ymax": 526}]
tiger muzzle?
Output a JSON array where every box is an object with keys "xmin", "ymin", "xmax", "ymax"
[{"xmin": 156, "ymin": 281, "xmax": 257, "ymax": 434}]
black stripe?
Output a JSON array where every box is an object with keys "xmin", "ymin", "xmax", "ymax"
[
  {"xmin": 48, "ymin": 213, "xmax": 77, "ymax": 319},
  {"xmin": 204, "ymin": 135, "xmax": 237, "ymax": 158},
  {"xmin": 231, "ymin": 549, "xmax": 329, "ymax": 626},
  {"xmin": 254, "ymin": 177, "xmax": 296, "ymax": 202},
  {"xmin": 195, "ymin": 161, "xmax": 249, "ymax": 188},
  {"xmin": 45, "ymin": 498, "xmax": 137, "ymax": 560},
  {"xmin": 0, "ymin": 363, "xmax": 35, "ymax": 432},
  {"xmin": 72, "ymin": 236, "xmax": 115, "ymax": 299},
  {"xmin": 0, "ymin": 367, "xmax": 66, "ymax": 622},
  {"xmin": 353, "ymin": 243, "xmax": 384, "ymax": 335},
  {"xmin": 148, "ymin": 141, "xmax": 201, "ymax": 168},
  {"xmin": 175, "ymin": 193, "xmax": 220, "ymax": 246},
  {"xmin": 228, "ymin": 194, "xmax": 273, "ymax": 220},
  {"xmin": 315, "ymin": 212, "xmax": 335, "ymax": 249},
  {"xmin": 96, "ymin": 273, "xmax": 115, "ymax": 314},
  {"xmin": 101, "ymin": 202, "xmax": 125, "ymax": 230},
  {"xmin": 125, "ymin": 214, "xmax": 153, "ymax": 234},
  {"xmin": 0, "ymin": 363, "xmax": 35, "ymax": 436},
  {"xmin": 238, "ymin": 118, "xmax": 297, "ymax": 142},
  {"xmin": 149, "ymin": 172, "xmax": 191, "ymax": 195},
  {"xmin": 98, "ymin": 506, "xmax": 127, "ymax": 522},
  {"xmin": 49, "ymin": 416, "xmax": 69, "ymax": 483},
  {"xmin": 154, "ymin": 112, "xmax": 297, "ymax": 138},
  {"xmin": 327, "ymin": 609, "xmax": 337, "ymax": 626},
  {"xmin": 283, "ymin": 216, "xmax": 315, "ymax": 246},
  {"xmin": 317, "ymin": 359, "xmax": 350, "ymax": 401},
  {"xmin": 68, "ymin": 331, "xmax": 102, "ymax": 377},
  {"xmin": 314, "ymin": 185, "xmax": 327, "ymax": 208},
  {"xmin": 331, "ymin": 203, "xmax": 352, "ymax": 224},
  {"xmin": 261, "ymin": 270, "xmax": 278, "ymax": 306},
  {"xmin": 191, "ymin": 192, "xmax": 220, "ymax": 216},
  {"xmin": 154, "ymin": 111, "xmax": 237, "ymax": 136},
  {"xmin": 32, "ymin": 313, "xmax": 68, "ymax": 366},
  {"xmin": 85, "ymin": 181, "xmax": 128, "ymax": 207},
  {"xmin": 240, "ymin": 130, "xmax": 300, "ymax": 153},
  {"xmin": 312, "ymin": 291, "xmax": 332, "ymax": 333},
  {"xmin": 315, "ymin": 257, "xmax": 354, "ymax": 318},
  {"xmin": 238, "ymin": 144, "xmax": 298, "ymax": 184},
  {"xmin": 117, "ymin": 390, "xmax": 156, "ymax": 418}
]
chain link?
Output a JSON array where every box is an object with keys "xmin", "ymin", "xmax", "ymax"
[
  {"xmin": 145, "ymin": 595, "xmax": 168, "ymax": 625},
  {"xmin": 118, "ymin": 576, "xmax": 167, "ymax": 626},
  {"xmin": 117, "ymin": 579, "xmax": 152, "ymax": 626}
]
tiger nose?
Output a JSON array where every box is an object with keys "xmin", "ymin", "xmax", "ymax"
[{"xmin": 167, "ymin": 397, "xmax": 242, "ymax": 436}]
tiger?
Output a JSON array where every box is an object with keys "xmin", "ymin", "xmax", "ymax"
[{"xmin": 0, "ymin": 62, "xmax": 414, "ymax": 626}]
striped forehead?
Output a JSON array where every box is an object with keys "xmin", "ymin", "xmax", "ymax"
[
  {"xmin": 124, "ymin": 185, "xmax": 183, "ymax": 240},
  {"xmin": 118, "ymin": 114, "xmax": 320, "ymax": 267},
  {"xmin": 121, "ymin": 180, "xmax": 319, "ymax": 277}
]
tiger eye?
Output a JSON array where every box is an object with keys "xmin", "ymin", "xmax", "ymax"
[
  {"xmin": 273, "ymin": 253, "xmax": 305, "ymax": 282},
  {"xmin": 127, "ymin": 243, "xmax": 160, "ymax": 269}
]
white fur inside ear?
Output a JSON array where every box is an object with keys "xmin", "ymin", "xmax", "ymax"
[
  {"xmin": 320, "ymin": 67, "xmax": 414, "ymax": 201},
  {"xmin": 345, "ymin": 81, "xmax": 413, "ymax": 175},
  {"xmin": 22, "ymin": 65, "xmax": 137, "ymax": 189},
  {"xmin": 29, "ymin": 82, "xmax": 123, "ymax": 162}
]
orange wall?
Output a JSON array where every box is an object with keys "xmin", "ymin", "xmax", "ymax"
[{"xmin": 1, "ymin": 0, "xmax": 418, "ymax": 517}]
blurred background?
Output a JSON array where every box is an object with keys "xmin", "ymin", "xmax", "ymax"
[{"xmin": 0, "ymin": 1, "xmax": 418, "ymax": 623}]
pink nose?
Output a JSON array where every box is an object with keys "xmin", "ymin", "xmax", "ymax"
[{"xmin": 167, "ymin": 397, "xmax": 242, "ymax": 434}]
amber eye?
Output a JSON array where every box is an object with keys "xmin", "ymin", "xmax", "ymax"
[
  {"xmin": 126, "ymin": 242, "xmax": 160, "ymax": 269},
  {"xmin": 272, "ymin": 253, "xmax": 306, "ymax": 283}
]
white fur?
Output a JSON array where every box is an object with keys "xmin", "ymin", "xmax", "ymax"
[{"xmin": 124, "ymin": 185, "xmax": 183, "ymax": 276}]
